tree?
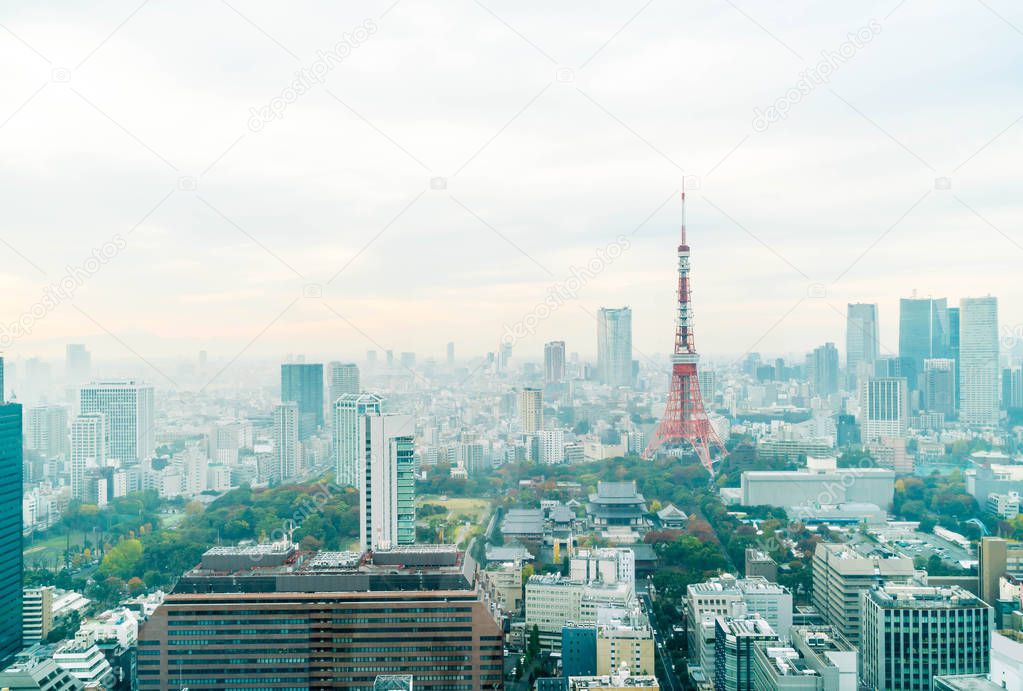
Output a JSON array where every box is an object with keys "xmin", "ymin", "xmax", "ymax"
[{"xmin": 99, "ymin": 539, "xmax": 143, "ymax": 580}]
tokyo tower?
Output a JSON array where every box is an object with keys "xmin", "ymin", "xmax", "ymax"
[{"xmin": 642, "ymin": 192, "xmax": 725, "ymax": 473}]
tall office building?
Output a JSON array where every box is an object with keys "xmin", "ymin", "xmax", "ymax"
[
  {"xmin": 1003, "ymin": 367, "xmax": 1023, "ymax": 410},
  {"xmin": 327, "ymin": 362, "xmax": 360, "ymax": 409},
  {"xmin": 923, "ymin": 358, "xmax": 957, "ymax": 418},
  {"xmin": 360, "ymin": 413, "xmax": 416, "ymax": 551},
  {"xmin": 846, "ymin": 303, "xmax": 879, "ymax": 380},
  {"xmin": 860, "ymin": 377, "xmax": 909, "ymax": 441},
  {"xmin": 138, "ymin": 545, "xmax": 504, "ymax": 691},
  {"xmin": 597, "ymin": 307, "xmax": 633, "ymax": 388},
  {"xmin": 960, "ymin": 296, "xmax": 999, "ymax": 426},
  {"xmin": 714, "ymin": 617, "xmax": 779, "ymax": 691},
  {"xmin": 70, "ymin": 414, "xmax": 105, "ymax": 500},
  {"xmin": 544, "ymin": 340, "xmax": 566, "ymax": 385},
  {"xmin": 949, "ymin": 306, "xmax": 961, "ymax": 406},
  {"xmin": 808, "ymin": 343, "xmax": 839, "ymax": 396},
  {"xmin": 0, "ymin": 401, "xmax": 23, "ymax": 666},
  {"xmin": 811, "ymin": 543, "xmax": 914, "ymax": 645},
  {"xmin": 519, "ymin": 388, "xmax": 543, "ymax": 434},
  {"xmin": 899, "ymin": 297, "xmax": 950, "ymax": 389},
  {"xmin": 281, "ymin": 363, "xmax": 324, "ymax": 440},
  {"xmin": 334, "ymin": 393, "xmax": 382, "ymax": 488},
  {"xmin": 79, "ymin": 380, "xmax": 154, "ymax": 465},
  {"xmin": 26, "ymin": 405, "xmax": 69, "ymax": 459},
  {"xmin": 64, "ymin": 344, "xmax": 91, "ymax": 386},
  {"xmin": 273, "ymin": 402, "xmax": 300, "ymax": 483},
  {"xmin": 860, "ymin": 584, "xmax": 991, "ymax": 690}
]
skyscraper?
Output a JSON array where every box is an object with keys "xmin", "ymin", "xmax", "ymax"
[
  {"xmin": 327, "ymin": 362, "xmax": 360, "ymax": 409},
  {"xmin": 808, "ymin": 343, "xmax": 839, "ymax": 396},
  {"xmin": 846, "ymin": 303, "xmax": 879, "ymax": 383},
  {"xmin": 899, "ymin": 297, "xmax": 949, "ymax": 386},
  {"xmin": 597, "ymin": 307, "xmax": 632, "ymax": 388},
  {"xmin": 923, "ymin": 358, "xmax": 957, "ymax": 419},
  {"xmin": 544, "ymin": 340, "xmax": 566, "ymax": 385},
  {"xmin": 71, "ymin": 414, "xmax": 105, "ymax": 500},
  {"xmin": 360, "ymin": 413, "xmax": 416, "ymax": 551},
  {"xmin": 0, "ymin": 401, "xmax": 22, "ymax": 666},
  {"xmin": 273, "ymin": 402, "xmax": 300, "ymax": 483},
  {"xmin": 26, "ymin": 405, "xmax": 68, "ymax": 459},
  {"xmin": 334, "ymin": 393, "xmax": 382, "ymax": 488},
  {"xmin": 860, "ymin": 377, "xmax": 909, "ymax": 441},
  {"xmin": 79, "ymin": 380, "xmax": 154, "ymax": 465},
  {"xmin": 64, "ymin": 344, "xmax": 91, "ymax": 386},
  {"xmin": 949, "ymin": 306, "xmax": 961, "ymax": 406},
  {"xmin": 281, "ymin": 363, "xmax": 324, "ymax": 440},
  {"xmin": 519, "ymin": 388, "xmax": 543, "ymax": 434},
  {"xmin": 446, "ymin": 342, "xmax": 455, "ymax": 366},
  {"xmin": 960, "ymin": 296, "xmax": 999, "ymax": 426}
]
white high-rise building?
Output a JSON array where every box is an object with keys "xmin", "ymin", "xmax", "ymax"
[
  {"xmin": 597, "ymin": 307, "xmax": 633, "ymax": 388},
  {"xmin": 70, "ymin": 414, "xmax": 105, "ymax": 500},
  {"xmin": 519, "ymin": 388, "xmax": 543, "ymax": 434},
  {"xmin": 26, "ymin": 405, "xmax": 69, "ymax": 459},
  {"xmin": 273, "ymin": 402, "xmax": 300, "ymax": 482},
  {"xmin": 359, "ymin": 412, "xmax": 416, "ymax": 551},
  {"xmin": 960, "ymin": 296, "xmax": 999, "ymax": 426},
  {"xmin": 334, "ymin": 393, "xmax": 383, "ymax": 488},
  {"xmin": 538, "ymin": 429, "xmax": 565, "ymax": 464},
  {"xmin": 860, "ymin": 377, "xmax": 908, "ymax": 441},
  {"xmin": 78, "ymin": 380, "xmax": 154, "ymax": 465},
  {"xmin": 327, "ymin": 362, "xmax": 360, "ymax": 409}
]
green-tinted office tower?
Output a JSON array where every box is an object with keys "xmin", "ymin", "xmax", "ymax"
[
  {"xmin": 0, "ymin": 402, "xmax": 23, "ymax": 665},
  {"xmin": 281, "ymin": 363, "xmax": 324, "ymax": 440}
]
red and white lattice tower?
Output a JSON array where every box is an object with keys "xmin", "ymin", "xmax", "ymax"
[{"xmin": 642, "ymin": 192, "xmax": 725, "ymax": 473}]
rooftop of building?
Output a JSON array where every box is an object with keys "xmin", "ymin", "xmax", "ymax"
[
  {"xmin": 866, "ymin": 584, "xmax": 988, "ymax": 609},
  {"xmin": 791, "ymin": 626, "xmax": 856, "ymax": 653},
  {"xmin": 568, "ymin": 674, "xmax": 659, "ymax": 689},
  {"xmin": 687, "ymin": 574, "xmax": 789, "ymax": 597},
  {"xmin": 932, "ymin": 675, "xmax": 1003, "ymax": 690},
  {"xmin": 502, "ymin": 508, "xmax": 545, "ymax": 534},
  {"xmin": 716, "ymin": 615, "xmax": 777, "ymax": 637},
  {"xmin": 755, "ymin": 645, "xmax": 820, "ymax": 678},
  {"xmin": 588, "ymin": 481, "xmax": 646, "ymax": 505}
]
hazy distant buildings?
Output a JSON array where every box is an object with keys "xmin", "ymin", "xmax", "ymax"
[
  {"xmin": 334, "ymin": 393, "xmax": 382, "ymax": 488},
  {"xmin": 79, "ymin": 380, "xmax": 154, "ymax": 465},
  {"xmin": 519, "ymin": 388, "xmax": 543, "ymax": 434},
  {"xmin": 70, "ymin": 414, "xmax": 105, "ymax": 500},
  {"xmin": 597, "ymin": 307, "xmax": 632, "ymax": 388},
  {"xmin": 64, "ymin": 344, "xmax": 91, "ymax": 386},
  {"xmin": 899, "ymin": 297, "xmax": 950, "ymax": 387},
  {"xmin": 327, "ymin": 362, "xmax": 360, "ymax": 409},
  {"xmin": 846, "ymin": 303, "xmax": 879, "ymax": 381},
  {"xmin": 923, "ymin": 358, "xmax": 957, "ymax": 419},
  {"xmin": 960, "ymin": 296, "xmax": 999, "ymax": 426},
  {"xmin": 446, "ymin": 341, "xmax": 455, "ymax": 366},
  {"xmin": 860, "ymin": 377, "xmax": 908, "ymax": 441},
  {"xmin": 281, "ymin": 363, "xmax": 324, "ymax": 440},
  {"xmin": 808, "ymin": 343, "xmax": 839, "ymax": 396},
  {"xmin": 0, "ymin": 401, "xmax": 23, "ymax": 666},
  {"xmin": 545, "ymin": 340, "xmax": 566, "ymax": 385},
  {"xmin": 26, "ymin": 405, "xmax": 68, "ymax": 460}
]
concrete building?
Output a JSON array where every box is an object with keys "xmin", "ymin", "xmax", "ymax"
[
  {"xmin": 280, "ymin": 362, "xmax": 324, "ymax": 440},
  {"xmin": 519, "ymin": 388, "xmax": 543, "ymax": 434},
  {"xmin": 568, "ymin": 672, "xmax": 658, "ymax": 690},
  {"xmin": 272, "ymin": 401, "xmax": 300, "ymax": 482},
  {"xmin": 334, "ymin": 392, "xmax": 383, "ymax": 488},
  {"xmin": 52, "ymin": 633, "xmax": 116, "ymax": 690},
  {"xmin": 860, "ymin": 377, "xmax": 908, "ymax": 441},
  {"xmin": 140, "ymin": 545, "xmax": 504, "ymax": 690},
  {"xmin": 979, "ymin": 538, "xmax": 1023, "ymax": 607},
  {"xmin": 525, "ymin": 575, "xmax": 634, "ymax": 649},
  {"xmin": 811, "ymin": 543, "xmax": 915, "ymax": 645},
  {"xmin": 327, "ymin": 362, "xmax": 360, "ymax": 408},
  {"xmin": 596, "ymin": 609, "xmax": 655, "ymax": 676},
  {"xmin": 751, "ymin": 626, "xmax": 857, "ymax": 691},
  {"xmin": 846, "ymin": 303, "xmax": 880, "ymax": 385},
  {"xmin": 570, "ymin": 548, "xmax": 635, "ymax": 588},
  {"xmin": 923, "ymin": 358, "xmax": 957, "ymax": 419},
  {"xmin": 79, "ymin": 380, "xmax": 154, "ymax": 465},
  {"xmin": 968, "ymin": 464, "xmax": 1023, "ymax": 505},
  {"xmin": 563, "ymin": 625, "xmax": 598, "ymax": 678},
  {"xmin": 860, "ymin": 584, "xmax": 992, "ymax": 690},
  {"xmin": 988, "ymin": 492, "xmax": 1021, "ymax": 519},
  {"xmin": 0, "ymin": 654, "xmax": 84, "ymax": 690},
  {"xmin": 360, "ymin": 414, "xmax": 416, "ymax": 551},
  {"xmin": 25, "ymin": 405, "xmax": 68, "ymax": 460},
  {"xmin": 21, "ymin": 587, "xmax": 53, "ymax": 644},
  {"xmin": 539, "ymin": 428, "xmax": 565, "ymax": 465},
  {"xmin": 70, "ymin": 413, "xmax": 105, "ymax": 500},
  {"xmin": 545, "ymin": 341, "xmax": 566, "ymax": 385},
  {"xmin": 744, "ymin": 549, "xmax": 778, "ymax": 582},
  {"xmin": 740, "ymin": 463, "xmax": 895, "ymax": 510}
]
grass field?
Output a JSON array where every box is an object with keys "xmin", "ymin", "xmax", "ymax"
[{"xmin": 417, "ymin": 496, "xmax": 490, "ymax": 521}]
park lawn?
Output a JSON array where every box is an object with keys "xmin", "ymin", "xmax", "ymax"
[{"xmin": 416, "ymin": 495, "xmax": 490, "ymax": 522}]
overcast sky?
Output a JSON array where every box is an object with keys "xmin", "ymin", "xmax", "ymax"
[{"xmin": 1, "ymin": 0, "xmax": 1021, "ymax": 374}]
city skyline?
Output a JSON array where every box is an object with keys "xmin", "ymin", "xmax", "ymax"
[{"xmin": 0, "ymin": 3, "xmax": 1019, "ymax": 367}]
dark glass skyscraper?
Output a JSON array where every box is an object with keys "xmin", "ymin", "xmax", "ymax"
[
  {"xmin": 0, "ymin": 401, "xmax": 23, "ymax": 665},
  {"xmin": 899, "ymin": 297, "xmax": 950, "ymax": 388},
  {"xmin": 281, "ymin": 363, "xmax": 324, "ymax": 440}
]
